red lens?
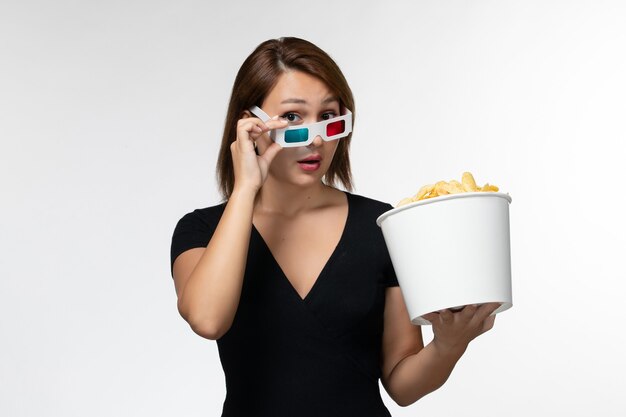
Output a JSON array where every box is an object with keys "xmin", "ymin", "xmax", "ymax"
[{"xmin": 326, "ymin": 120, "xmax": 345, "ymax": 137}]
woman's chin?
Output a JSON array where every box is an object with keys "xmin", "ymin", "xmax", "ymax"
[{"xmin": 284, "ymin": 173, "xmax": 326, "ymax": 189}]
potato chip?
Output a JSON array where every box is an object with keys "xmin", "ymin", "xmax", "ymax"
[
  {"xmin": 448, "ymin": 180, "xmax": 464, "ymax": 193},
  {"xmin": 480, "ymin": 183, "xmax": 499, "ymax": 192},
  {"xmin": 440, "ymin": 181, "xmax": 463, "ymax": 195},
  {"xmin": 462, "ymin": 172, "xmax": 478, "ymax": 192},
  {"xmin": 396, "ymin": 172, "xmax": 501, "ymax": 207},
  {"xmin": 434, "ymin": 181, "xmax": 450, "ymax": 196},
  {"xmin": 397, "ymin": 197, "xmax": 414, "ymax": 206},
  {"xmin": 414, "ymin": 183, "xmax": 434, "ymax": 200}
]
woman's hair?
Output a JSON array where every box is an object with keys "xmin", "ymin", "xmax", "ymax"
[{"xmin": 216, "ymin": 37, "xmax": 355, "ymax": 201}]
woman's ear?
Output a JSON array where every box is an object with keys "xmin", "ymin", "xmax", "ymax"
[{"xmin": 240, "ymin": 109, "xmax": 253, "ymax": 119}]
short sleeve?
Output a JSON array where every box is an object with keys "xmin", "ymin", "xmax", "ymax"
[
  {"xmin": 170, "ymin": 209, "xmax": 218, "ymax": 278},
  {"xmin": 384, "ymin": 260, "xmax": 399, "ymax": 287},
  {"xmin": 381, "ymin": 203, "xmax": 399, "ymax": 287}
]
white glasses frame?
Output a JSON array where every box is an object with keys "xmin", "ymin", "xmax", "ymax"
[{"xmin": 248, "ymin": 105, "xmax": 353, "ymax": 148}]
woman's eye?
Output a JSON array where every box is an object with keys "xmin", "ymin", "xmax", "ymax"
[
  {"xmin": 280, "ymin": 112, "xmax": 301, "ymax": 123},
  {"xmin": 321, "ymin": 112, "xmax": 337, "ymax": 121}
]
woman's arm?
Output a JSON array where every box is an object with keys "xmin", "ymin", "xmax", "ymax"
[
  {"xmin": 174, "ymin": 188, "xmax": 256, "ymax": 340},
  {"xmin": 174, "ymin": 116, "xmax": 286, "ymax": 340},
  {"xmin": 381, "ymin": 287, "xmax": 498, "ymax": 406}
]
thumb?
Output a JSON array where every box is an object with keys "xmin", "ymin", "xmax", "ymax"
[
  {"xmin": 421, "ymin": 312, "xmax": 438, "ymax": 325},
  {"xmin": 260, "ymin": 141, "xmax": 283, "ymax": 164},
  {"xmin": 480, "ymin": 314, "xmax": 496, "ymax": 334}
]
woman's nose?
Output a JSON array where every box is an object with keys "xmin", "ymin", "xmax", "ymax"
[{"xmin": 308, "ymin": 135, "xmax": 323, "ymax": 148}]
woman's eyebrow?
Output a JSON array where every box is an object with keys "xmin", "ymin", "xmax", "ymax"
[
  {"xmin": 280, "ymin": 96, "xmax": 339, "ymax": 105},
  {"xmin": 281, "ymin": 98, "xmax": 307, "ymax": 104}
]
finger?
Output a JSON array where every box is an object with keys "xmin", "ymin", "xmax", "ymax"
[
  {"xmin": 236, "ymin": 122, "xmax": 263, "ymax": 139},
  {"xmin": 244, "ymin": 116, "xmax": 289, "ymax": 137},
  {"xmin": 259, "ymin": 118, "xmax": 288, "ymax": 137},
  {"xmin": 253, "ymin": 130, "xmax": 275, "ymax": 151},
  {"xmin": 439, "ymin": 309, "xmax": 454, "ymax": 324},
  {"xmin": 470, "ymin": 303, "xmax": 500, "ymax": 328},
  {"xmin": 259, "ymin": 141, "xmax": 283, "ymax": 164},
  {"xmin": 477, "ymin": 302, "xmax": 501, "ymax": 320},
  {"xmin": 237, "ymin": 117, "xmax": 265, "ymax": 132},
  {"xmin": 254, "ymin": 114, "xmax": 286, "ymax": 131},
  {"xmin": 460, "ymin": 304, "xmax": 477, "ymax": 320},
  {"xmin": 236, "ymin": 120, "xmax": 266, "ymax": 151},
  {"xmin": 421, "ymin": 312, "xmax": 439, "ymax": 324},
  {"xmin": 248, "ymin": 117, "xmax": 288, "ymax": 145}
]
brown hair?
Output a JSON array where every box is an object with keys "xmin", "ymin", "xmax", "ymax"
[{"xmin": 216, "ymin": 37, "xmax": 355, "ymax": 201}]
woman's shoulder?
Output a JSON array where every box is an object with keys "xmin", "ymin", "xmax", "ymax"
[
  {"xmin": 345, "ymin": 191, "xmax": 394, "ymax": 216},
  {"xmin": 175, "ymin": 200, "xmax": 227, "ymax": 227}
]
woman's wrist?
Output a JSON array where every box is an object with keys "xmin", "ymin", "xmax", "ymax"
[
  {"xmin": 430, "ymin": 337, "xmax": 467, "ymax": 361},
  {"xmin": 231, "ymin": 184, "xmax": 260, "ymax": 201}
]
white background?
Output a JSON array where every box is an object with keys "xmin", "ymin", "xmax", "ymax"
[{"xmin": 1, "ymin": 1, "xmax": 625, "ymax": 416}]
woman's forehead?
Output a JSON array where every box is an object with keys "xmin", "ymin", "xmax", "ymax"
[{"xmin": 266, "ymin": 71, "xmax": 337, "ymax": 107}]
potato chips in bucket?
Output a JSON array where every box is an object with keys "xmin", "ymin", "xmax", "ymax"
[{"xmin": 377, "ymin": 173, "xmax": 513, "ymax": 325}]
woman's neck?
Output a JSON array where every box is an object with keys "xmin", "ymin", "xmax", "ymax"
[{"xmin": 253, "ymin": 178, "xmax": 335, "ymax": 218}]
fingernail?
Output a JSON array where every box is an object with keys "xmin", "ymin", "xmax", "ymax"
[{"xmin": 271, "ymin": 115, "xmax": 279, "ymax": 120}]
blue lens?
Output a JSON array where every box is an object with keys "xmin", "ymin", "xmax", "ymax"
[{"xmin": 284, "ymin": 128, "xmax": 309, "ymax": 143}]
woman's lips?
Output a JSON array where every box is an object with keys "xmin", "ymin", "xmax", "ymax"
[
  {"xmin": 297, "ymin": 160, "xmax": 321, "ymax": 171},
  {"xmin": 297, "ymin": 154, "xmax": 322, "ymax": 171}
]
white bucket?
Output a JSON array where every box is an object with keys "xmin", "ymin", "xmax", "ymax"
[{"xmin": 376, "ymin": 192, "xmax": 513, "ymax": 325}]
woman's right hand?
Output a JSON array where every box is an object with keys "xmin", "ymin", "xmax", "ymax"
[{"xmin": 230, "ymin": 114, "xmax": 288, "ymax": 195}]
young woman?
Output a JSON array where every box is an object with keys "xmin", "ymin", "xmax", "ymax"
[{"xmin": 170, "ymin": 37, "xmax": 499, "ymax": 417}]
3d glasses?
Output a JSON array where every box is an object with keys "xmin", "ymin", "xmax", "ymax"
[{"xmin": 248, "ymin": 105, "xmax": 353, "ymax": 148}]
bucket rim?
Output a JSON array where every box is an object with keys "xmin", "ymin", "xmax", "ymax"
[{"xmin": 376, "ymin": 192, "xmax": 512, "ymax": 227}]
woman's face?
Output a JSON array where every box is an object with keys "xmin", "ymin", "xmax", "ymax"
[{"xmin": 257, "ymin": 70, "xmax": 342, "ymax": 188}]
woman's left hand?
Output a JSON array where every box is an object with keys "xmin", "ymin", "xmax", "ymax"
[{"xmin": 421, "ymin": 302, "xmax": 500, "ymax": 356}]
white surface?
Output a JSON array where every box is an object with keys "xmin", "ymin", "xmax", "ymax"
[
  {"xmin": 377, "ymin": 193, "xmax": 512, "ymax": 325},
  {"xmin": 1, "ymin": 1, "xmax": 625, "ymax": 416}
]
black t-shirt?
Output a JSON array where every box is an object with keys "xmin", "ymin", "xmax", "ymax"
[{"xmin": 170, "ymin": 191, "xmax": 399, "ymax": 417}]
